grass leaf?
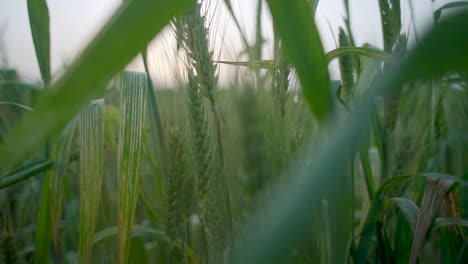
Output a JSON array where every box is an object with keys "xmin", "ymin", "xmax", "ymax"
[
  {"xmin": 266, "ymin": 0, "xmax": 330, "ymax": 121},
  {"xmin": 49, "ymin": 119, "xmax": 77, "ymax": 257},
  {"xmin": 79, "ymin": 99, "xmax": 105, "ymax": 264},
  {"xmin": 410, "ymin": 178, "xmax": 454, "ymax": 264},
  {"xmin": 389, "ymin": 197, "xmax": 420, "ymax": 232},
  {"xmin": 34, "ymin": 173, "xmax": 52, "ymax": 264},
  {"xmin": 27, "ymin": 0, "xmax": 50, "ymax": 83},
  {"xmin": 0, "ymin": 160, "xmax": 52, "ymax": 189},
  {"xmin": 326, "ymin": 46, "xmax": 396, "ymax": 64},
  {"xmin": 431, "ymin": 217, "xmax": 468, "ymax": 233},
  {"xmin": 117, "ymin": 72, "xmax": 147, "ymax": 264},
  {"xmin": 93, "ymin": 226, "xmax": 168, "ymax": 245}
]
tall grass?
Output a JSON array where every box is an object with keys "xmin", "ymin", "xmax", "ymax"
[{"xmin": 0, "ymin": 0, "xmax": 468, "ymax": 263}]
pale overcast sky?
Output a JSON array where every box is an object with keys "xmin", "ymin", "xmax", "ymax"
[{"xmin": 0, "ymin": 0, "xmax": 450, "ymax": 86}]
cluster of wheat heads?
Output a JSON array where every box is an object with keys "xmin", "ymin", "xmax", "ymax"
[{"xmin": 0, "ymin": 0, "xmax": 468, "ymax": 263}]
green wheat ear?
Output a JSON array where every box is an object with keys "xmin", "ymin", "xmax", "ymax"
[
  {"xmin": 78, "ymin": 99, "xmax": 105, "ymax": 264},
  {"xmin": 338, "ymin": 27, "xmax": 355, "ymax": 100},
  {"xmin": 273, "ymin": 42, "xmax": 290, "ymax": 118},
  {"xmin": 187, "ymin": 71, "xmax": 212, "ymax": 220},
  {"xmin": 165, "ymin": 128, "xmax": 192, "ymax": 253},
  {"xmin": 117, "ymin": 71, "xmax": 147, "ymax": 264},
  {"xmin": 183, "ymin": 3, "xmax": 218, "ymax": 104}
]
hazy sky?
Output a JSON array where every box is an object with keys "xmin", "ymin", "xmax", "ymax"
[{"xmin": 0, "ymin": 0, "xmax": 447, "ymax": 85}]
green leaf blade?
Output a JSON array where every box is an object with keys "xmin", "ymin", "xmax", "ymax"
[
  {"xmin": 27, "ymin": 0, "xmax": 51, "ymax": 83},
  {"xmin": 78, "ymin": 99, "xmax": 105, "ymax": 264},
  {"xmin": 267, "ymin": 0, "xmax": 330, "ymax": 121},
  {"xmin": 117, "ymin": 72, "xmax": 147, "ymax": 264}
]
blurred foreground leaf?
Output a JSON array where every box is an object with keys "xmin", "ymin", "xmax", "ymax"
[{"xmin": 0, "ymin": 0, "xmax": 194, "ymax": 173}]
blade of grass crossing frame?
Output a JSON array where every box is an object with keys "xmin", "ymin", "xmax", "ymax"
[
  {"xmin": 78, "ymin": 99, "xmax": 105, "ymax": 264},
  {"xmin": 117, "ymin": 71, "xmax": 147, "ymax": 264},
  {"xmin": 27, "ymin": 0, "xmax": 51, "ymax": 83},
  {"xmin": 50, "ymin": 119, "xmax": 78, "ymax": 258},
  {"xmin": 326, "ymin": 47, "xmax": 395, "ymax": 64},
  {"xmin": 0, "ymin": 0, "xmax": 194, "ymax": 174},
  {"xmin": 27, "ymin": 4, "xmax": 53, "ymax": 259},
  {"xmin": 0, "ymin": 160, "xmax": 52, "ymax": 189},
  {"xmin": 266, "ymin": 0, "xmax": 330, "ymax": 121}
]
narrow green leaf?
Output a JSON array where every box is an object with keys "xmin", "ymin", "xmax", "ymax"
[
  {"xmin": 49, "ymin": 119, "xmax": 77, "ymax": 257},
  {"xmin": 34, "ymin": 173, "xmax": 52, "ymax": 264},
  {"xmin": 267, "ymin": 0, "xmax": 330, "ymax": 120},
  {"xmin": 117, "ymin": 72, "xmax": 147, "ymax": 264},
  {"xmin": 359, "ymin": 144, "xmax": 376, "ymax": 201},
  {"xmin": 389, "ymin": 197, "xmax": 420, "ymax": 232},
  {"xmin": 356, "ymin": 173, "xmax": 466, "ymax": 262},
  {"xmin": 27, "ymin": 0, "xmax": 51, "ymax": 83},
  {"xmin": 355, "ymin": 176, "xmax": 411, "ymax": 263},
  {"xmin": 410, "ymin": 179, "xmax": 454, "ymax": 264},
  {"xmin": 0, "ymin": 160, "xmax": 52, "ymax": 189},
  {"xmin": 431, "ymin": 217, "xmax": 468, "ymax": 233},
  {"xmin": 0, "ymin": 102, "xmax": 35, "ymax": 112},
  {"xmin": 326, "ymin": 47, "xmax": 396, "ymax": 64},
  {"xmin": 216, "ymin": 46, "xmax": 395, "ymax": 71},
  {"xmin": 93, "ymin": 226, "xmax": 169, "ymax": 245},
  {"xmin": 0, "ymin": 0, "xmax": 194, "ymax": 174},
  {"xmin": 215, "ymin": 60, "xmax": 277, "ymax": 69},
  {"xmin": 79, "ymin": 99, "xmax": 105, "ymax": 264}
]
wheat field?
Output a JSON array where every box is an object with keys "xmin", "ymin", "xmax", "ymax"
[{"xmin": 0, "ymin": 0, "xmax": 468, "ymax": 263}]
